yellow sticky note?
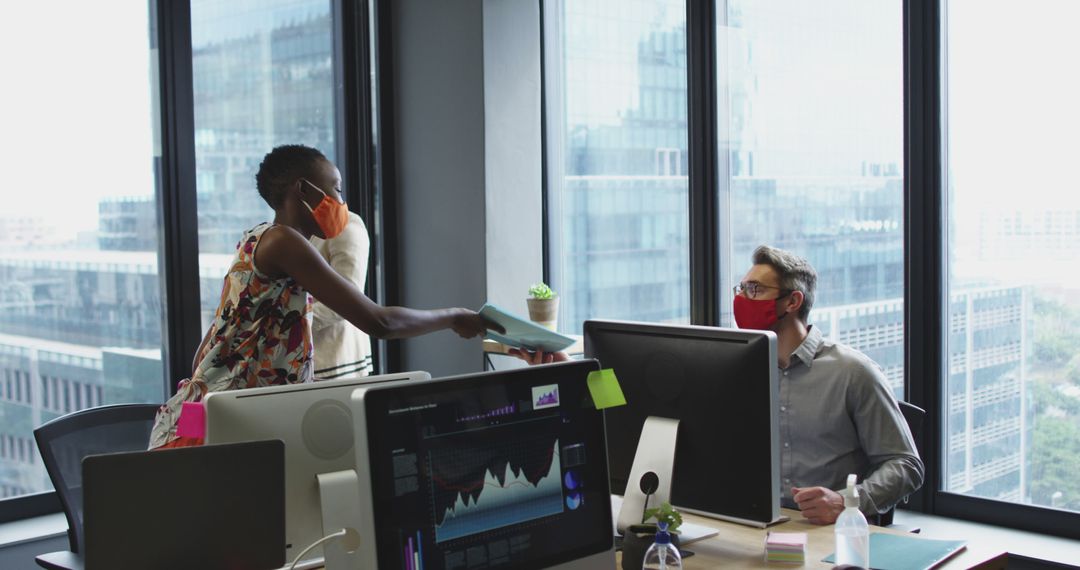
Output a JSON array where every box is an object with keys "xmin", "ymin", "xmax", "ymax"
[{"xmin": 587, "ymin": 368, "xmax": 626, "ymax": 409}]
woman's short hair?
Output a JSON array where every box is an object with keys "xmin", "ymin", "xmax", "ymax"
[{"xmin": 255, "ymin": 145, "xmax": 328, "ymax": 208}]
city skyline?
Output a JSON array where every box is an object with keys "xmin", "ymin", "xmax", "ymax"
[{"xmin": 1, "ymin": 0, "xmax": 1078, "ymax": 515}]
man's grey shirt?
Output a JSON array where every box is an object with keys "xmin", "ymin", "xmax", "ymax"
[{"xmin": 778, "ymin": 326, "xmax": 924, "ymax": 514}]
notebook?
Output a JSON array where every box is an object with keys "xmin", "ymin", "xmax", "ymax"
[
  {"xmin": 823, "ymin": 532, "xmax": 967, "ymax": 570},
  {"xmin": 479, "ymin": 303, "xmax": 576, "ymax": 353}
]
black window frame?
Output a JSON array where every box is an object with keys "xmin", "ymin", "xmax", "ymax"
[{"xmin": 0, "ymin": 0, "xmax": 388, "ymax": 523}]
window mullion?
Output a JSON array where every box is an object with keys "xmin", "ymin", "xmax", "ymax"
[
  {"xmin": 156, "ymin": 0, "xmax": 202, "ymax": 394},
  {"xmin": 903, "ymin": 0, "xmax": 944, "ymax": 515},
  {"xmin": 687, "ymin": 0, "xmax": 720, "ymax": 327}
]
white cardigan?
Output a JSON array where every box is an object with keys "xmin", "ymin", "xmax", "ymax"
[{"xmin": 309, "ymin": 212, "xmax": 373, "ymax": 379}]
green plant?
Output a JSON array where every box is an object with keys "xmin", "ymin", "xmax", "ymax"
[
  {"xmin": 528, "ymin": 282, "xmax": 556, "ymax": 300},
  {"xmin": 642, "ymin": 501, "xmax": 683, "ymax": 533}
]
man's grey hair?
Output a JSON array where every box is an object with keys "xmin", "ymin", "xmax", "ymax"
[{"xmin": 752, "ymin": 245, "xmax": 817, "ymax": 322}]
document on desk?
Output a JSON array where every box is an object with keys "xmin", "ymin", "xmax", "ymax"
[
  {"xmin": 610, "ymin": 495, "xmax": 719, "ymax": 545},
  {"xmin": 479, "ymin": 303, "xmax": 576, "ymax": 353},
  {"xmin": 822, "ymin": 532, "xmax": 967, "ymax": 570}
]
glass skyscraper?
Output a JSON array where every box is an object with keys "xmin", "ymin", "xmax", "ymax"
[
  {"xmin": 0, "ymin": 0, "xmax": 335, "ymax": 498},
  {"xmin": 547, "ymin": 0, "xmax": 1030, "ymax": 505}
]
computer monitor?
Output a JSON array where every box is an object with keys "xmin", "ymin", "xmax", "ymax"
[
  {"xmin": 584, "ymin": 319, "xmax": 780, "ymax": 526},
  {"xmin": 82, "ymin": 440, "xmax": 285, "ymax": 570},
  {"xmin": 349, "ymin": 359, "xmax": 616, "ymax": 570},
  {"xmin": 204, "ymin": 371, "xmax": 430, "ymax": 567}
]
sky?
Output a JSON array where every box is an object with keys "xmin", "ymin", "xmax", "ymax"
[
  {"xmin": 947, "ymin": 0, "xmax": 1080, "ymax": 211},
  {"xmin": 0, "ymin": 1, "xmax": 156, "ymax": 240},
  {"xmin": 561, "ymin": 0, "xmax": 1080, "ymax": 287},
  {"xmin": 3, "ymin": 0, "xmax": 1078, "ymax": 259}
]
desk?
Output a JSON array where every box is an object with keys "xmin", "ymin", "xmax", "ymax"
[
  {"xmin": 619, "ymin": 508, "xmax": 1006, "ymax": 569},
  {"xmin": 305, "ymin": 508, "xmax": 1005, "ymax": 570}
]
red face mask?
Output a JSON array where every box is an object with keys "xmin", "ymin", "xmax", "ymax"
[
  {"xmin": 733, "ymin": 293, "xmax": 789, "ymax": 330},
  {"xmin": 301, "ymin": 179, "xmax": 348, "ymax": 239}
]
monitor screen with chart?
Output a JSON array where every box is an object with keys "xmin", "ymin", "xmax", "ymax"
[{"xmin": 360, "ymin": 360, "xmax": 613, "ymax": 570}]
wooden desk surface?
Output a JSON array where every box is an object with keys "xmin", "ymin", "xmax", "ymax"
[
  {"xmin": 308, "ymin": 508, "xmax": 1005, "ymax": 570},
  {"xmin": 621, "ymin": 508, "xmax": 1006, "ymax": 569}
]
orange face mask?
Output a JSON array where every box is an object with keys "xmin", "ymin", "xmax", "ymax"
[{"xmin": 300, "ymin": 179, "xmax": 348, "ymax": 239}]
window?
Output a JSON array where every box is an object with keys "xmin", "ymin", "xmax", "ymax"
[
  {"xmin": 944, "ymin": 0, "xmax": 1080, "ymax": 512},
  {"xmin": 191, "ymin": 0, "xmax": 338, "ymax": 328},
  {"xmin": 544, "ymin": 0, "xmax": 691, "ymax": 334},
  {"xmin": 717, "ymin": 0, "xmax": 905, "ymax": 399},
  {"xmin": 0, "ymin": 0, "xmax": 165, "ymax": 500}
]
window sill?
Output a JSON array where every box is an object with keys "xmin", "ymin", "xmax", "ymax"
[
  {"xmin": 0, "ymin": 512, "xmax": 66, "ymax": 549},
  {"xmin": 894, "ymin": 509, "xmax": 1080, "ymax": 566}
]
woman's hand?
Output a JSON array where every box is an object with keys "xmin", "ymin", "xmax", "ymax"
[{"xmin": 450, "ymin": 309, "xmax": 504, "ymax": 339}]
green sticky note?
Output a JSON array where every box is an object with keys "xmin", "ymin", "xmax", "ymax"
[{"xmin": 587, "ymin": 368, "xmax": 626, "ymax": 409}]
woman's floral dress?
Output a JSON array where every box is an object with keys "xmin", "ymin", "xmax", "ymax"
[{"xmin": 149, "ymin": 223, "xmax": 314, "ymax": 448}]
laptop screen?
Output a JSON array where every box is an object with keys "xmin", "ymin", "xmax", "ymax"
[{"xmin": 82, "ymin": 440, "xmax": 285, "ymax": 570}]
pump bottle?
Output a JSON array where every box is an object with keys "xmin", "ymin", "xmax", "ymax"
[{"xmin": 834, "ymin": 473, "xmax": 869, "ymax": 568}]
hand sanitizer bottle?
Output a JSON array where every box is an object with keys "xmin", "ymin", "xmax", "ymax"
[
  {"xmin": 642, "ymin": 521, "xmax": 682, "ymax": 570},
  {"xmin": 834, "ymin": 474, "xmax": 869, "ymax": 568}
]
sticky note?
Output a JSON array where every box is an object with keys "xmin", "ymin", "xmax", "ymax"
[
  {"xmin": 587, "ymin": 369, "xmax": 626, "ymax": 409},
  {"xmin": 176, "ymin": 401, "xmax": 206, "ymax": 439}
]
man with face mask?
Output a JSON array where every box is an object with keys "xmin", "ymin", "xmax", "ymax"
[
  {"xmin": 733, "ymin": 245, "xmax": 923, "ymax": 524},
  {"xmin": 511, "ymin": 245, "xmax": 923, "ymax": 525}
]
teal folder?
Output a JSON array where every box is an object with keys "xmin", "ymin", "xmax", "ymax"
[
  {"xmin": 479, "ymin": 303, "xmax": 576, "ymax": 353},
  {"xmin": 823, "ymin": 532, "xmax": 966, "ymax": 570}
]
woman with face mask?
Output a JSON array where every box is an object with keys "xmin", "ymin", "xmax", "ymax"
[{"xmin": 149, "ymin": 145, "xmax": 501, "ymax": 449}]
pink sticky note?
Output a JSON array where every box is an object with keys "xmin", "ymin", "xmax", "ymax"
[{"xmin": 175, "ymin": 401, "xmax": 206, "ymax": 439}]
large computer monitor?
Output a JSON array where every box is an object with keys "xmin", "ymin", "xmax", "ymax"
[
  {"xmin": 204, "ymin": 371, "xmax": 430, "ymax": 568},
  {"xmin": 584, "ymin": 319, "xmax": 781, "ymax": 526},
  {"xmin": 349, "ymin": 360, "xmax": 616, "ymax": 570}
]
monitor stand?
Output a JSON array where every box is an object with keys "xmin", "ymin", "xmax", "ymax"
[
  {"xmin": 616, "ymin": 415, "xmax": 680, "ymax": 533},
  {"xmin": 317, "ymin": 469, "xmax": 364, "ymax": 570}
]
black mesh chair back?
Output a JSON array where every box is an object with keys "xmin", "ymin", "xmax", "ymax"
[
  {"xmin": 899, "ymin": 401, "xmax": 926, "ymax": 448},
  {"xmin": 33, "ymin": 404, "xmax": 159, "ymax": 555},
  {"xmin": 870, "ymin": 401, "xmax": 926, "ymax": 528}
]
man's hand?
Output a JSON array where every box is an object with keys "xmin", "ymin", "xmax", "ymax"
[
  {"xmin": 792, "ymin": 486, "xmax": 845, "ymax": 525},
  {"xmin": 507, "ymin": 348, "xmax": 571, "ymax": 365}
]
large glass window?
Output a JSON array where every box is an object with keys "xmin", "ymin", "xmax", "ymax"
[
  {"xmin": 191, "ymin": 0, "xmax": 337, "ymax": 326},
  {"xmin": 944, "ymin": 0, "xmax": 1080, "ymax": 511},
  {"xmin": 717, "ymin": 1, "xmax": 906, "ymax": 399},
  {"xmin": 544, "ymin": 0, "xmax": 690, "ymax": 334},
  {"xmin": 0, "ymin": 1, "xmax": 165, "ymax": 499}
]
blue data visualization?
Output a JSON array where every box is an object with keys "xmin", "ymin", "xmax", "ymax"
[{"xmin": 431, "ymin": 438, "xmax": 565, "ymax": 543}]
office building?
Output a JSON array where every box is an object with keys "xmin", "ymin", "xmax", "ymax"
[{"xmin": 2, "ymin": 1, "xmax": 1079, "ymax": 567}]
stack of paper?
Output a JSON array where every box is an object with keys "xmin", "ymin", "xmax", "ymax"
[
  {"xmin": 478, "ymin": 303, "xmax": 576, "ymax": 353},
  {"xmin": 765, "ymin": 532, "xmax": 807, "ymax": 565}
]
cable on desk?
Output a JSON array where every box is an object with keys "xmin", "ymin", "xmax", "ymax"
[{"xmin": 289, "ymin": 527, "xmax": 361, "ymax": 570}]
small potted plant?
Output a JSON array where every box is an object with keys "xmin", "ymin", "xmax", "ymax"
[
  {"xmin": 620, "ymin": 502, "xmax": 683, "ymax": 570},
  {"xmin": 527, "ymin": 282, "xmax": 559, "ymax": 331}
]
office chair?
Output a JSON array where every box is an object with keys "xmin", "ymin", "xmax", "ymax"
[
  {"xmin": 869, "ymin": 400, "xmax": 926, "ymax": 530},
  {"xmin": 32, "ymin": 403, "xmax": 160, "ymax": 570}
]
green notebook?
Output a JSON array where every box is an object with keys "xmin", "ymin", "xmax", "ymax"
[
  {"xmin": 479, "ymin": 303, "xmax": 576, "ymax": 353},
  {"xmin": 823, "ymin": 532, "xmax": 966, "ymax": 570}
]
